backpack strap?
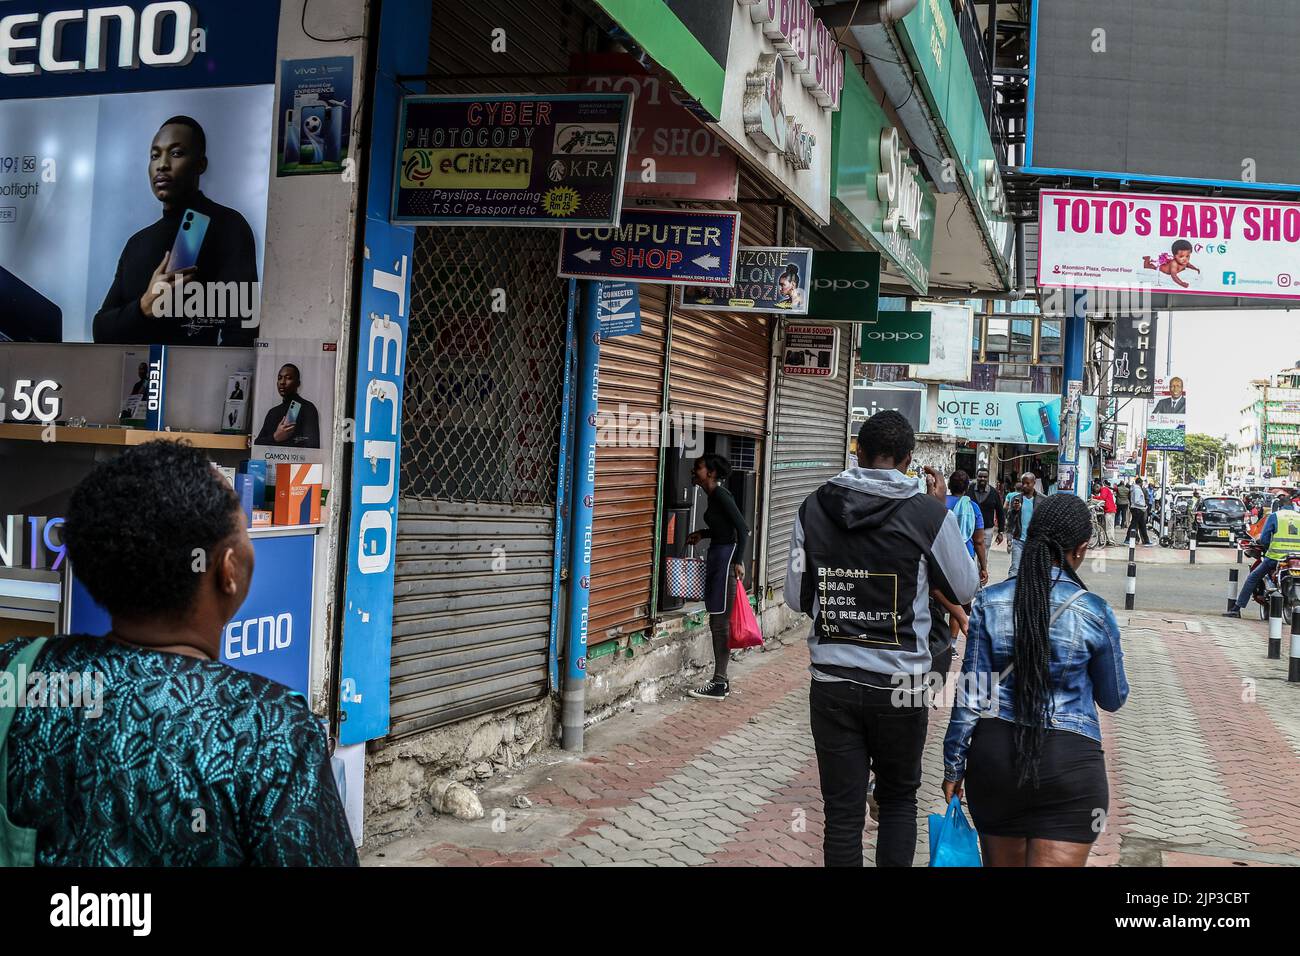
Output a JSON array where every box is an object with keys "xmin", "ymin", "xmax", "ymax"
[
  {"xmin": 997, "ymin": 588, "xmax": 1089, "ymax": 683},
  {"xmin": 0, "ymin": 638, "xmax": 47, "ymax": 866}
]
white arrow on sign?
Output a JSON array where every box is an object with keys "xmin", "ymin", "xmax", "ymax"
[
  {"xmin": 693, "ymin": 254, "xmax": 721, "ymax": 270},
  {"xmin": 575, "ymin": 248, "xmax": 602, "ymax": 264}
]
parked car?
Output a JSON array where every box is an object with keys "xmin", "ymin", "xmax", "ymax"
[{"xmin": 1194, "ymin": 496, "xmax": 1249, "ymax": 545}]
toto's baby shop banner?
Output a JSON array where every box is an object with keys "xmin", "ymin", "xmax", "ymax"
[{"xmin": 1038, "ymin": 189, "xmax": 1300, "ymax": 299}]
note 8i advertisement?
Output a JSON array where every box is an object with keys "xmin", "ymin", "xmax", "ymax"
[{"xmin": 932, "ymin": 390, "xmax": 1099, "ymax": 447}]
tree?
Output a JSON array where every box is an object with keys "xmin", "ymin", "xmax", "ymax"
[{"xmin": 1166, "ymin": 433, "xmax": 1226, "ymax": 483}]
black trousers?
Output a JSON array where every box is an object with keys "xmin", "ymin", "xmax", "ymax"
[
  {"xmin": 1127, "ymin": 508, "xmax": 1150, "ymax": 545},
  {"xmin": 809, "ymin": 678, "xmax": 928, "ymax": 867}
]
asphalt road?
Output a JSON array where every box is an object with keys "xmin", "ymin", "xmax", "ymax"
[{"xmin": 984, "ymin": 543, "xmax": 1252, "ymax": 618}]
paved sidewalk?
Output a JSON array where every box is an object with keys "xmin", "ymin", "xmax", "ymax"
[{"xmin": 365, "ymin": 609, "xmax": 1300, "ymax": 867}]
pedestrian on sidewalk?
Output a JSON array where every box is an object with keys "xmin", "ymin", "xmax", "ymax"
[
  {"xmin": 685, "ymin": 453, "xmax": 749, "ymax": 701},
  {"xmin": 0, "ymin": 441, "xmax": 358, "ymax": 865},
  {"xmin": 1090, "ymin": 480, "xmax": 1116, "ymax": 545},
  {"xmin": 967, "ymin": 467, "xmax": 1006, "ymax": 553},
  {"xmin": 1005, "ymin": 472, "xmax": 1048, "ymax": 578},
  {"xmin": 1127, "ymin": 477, "xmax": 1153, "ymax": 546},
  {"xmin": 786, "ymin": 410, "xmax": 978, "ymax": 867},
  {"xmin": 942, "ymin": 494, "xmax": 1129, "ymax": 867},
  {"xmin": 1224, "ymin": 496, "xmax": 1300, "ymax": 617},
  {"xmin": 1114, "ymin": 480, "xmax": 1130, "ymax": 530}
]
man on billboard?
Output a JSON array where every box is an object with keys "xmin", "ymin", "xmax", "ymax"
[
  {"xmin": 93, "ymin": 117, "xmax": 259, "ymax": 347},
  {"xmin": 1153, "ymin": 377, "xmax": 1186, "ymax": 415},
  {"xmin": 255, "ymin": 363, "xmax": 321, "ymax": 449}
]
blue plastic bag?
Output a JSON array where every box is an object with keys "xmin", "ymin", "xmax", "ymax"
[{"xmin": 928, "ymin": 797, "xmax": 982, "ymax": 867}]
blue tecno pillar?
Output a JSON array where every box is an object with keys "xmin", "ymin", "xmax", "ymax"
[
  {"xmin": 562, "ymin": 281, "xmax": 601, "ymax": 751},
  {"xmin": 1061, "ymin": 289, "xmax": 1088, "ymax": 498}
]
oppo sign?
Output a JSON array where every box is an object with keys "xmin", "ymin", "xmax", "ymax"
[
  {"xmin": 877, "ymin": 127, "xmax": 924, "ymax": 239},
  {"xmin": 0, "ymin": 2, "xmax": 201, "ymax": 76}
]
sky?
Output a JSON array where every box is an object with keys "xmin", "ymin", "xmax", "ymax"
[{"xmin": 1117, "ymin": 309, "xmax": 1299, "ymax": 447}]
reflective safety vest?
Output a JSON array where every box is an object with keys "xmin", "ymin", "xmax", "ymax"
[{"xmin": 1265, "ymin": 509, "xmax": 1300, "ymax": 561}]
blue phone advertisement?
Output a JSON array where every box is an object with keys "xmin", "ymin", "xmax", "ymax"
[
  {"xmin": 277, "ymin": 56, "xmax": 355, "ymax": 176},
  {"xmin": 933, "ymin": 390, "xmax": 1097, "ymax": 448}
]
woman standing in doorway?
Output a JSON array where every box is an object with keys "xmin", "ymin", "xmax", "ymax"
[{"xmin": 685, "ymin": 453, "xmax": 749, "ymax": 701}]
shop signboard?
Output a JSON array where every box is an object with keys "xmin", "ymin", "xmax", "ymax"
[
  {"xmin": 1111, "ymin": 312, "xmax": 1157, "ymax": 399},
  {"xmin": 679, "ymin": 246, "xmax": 811, "ymax": 313},
  {"xmin": 859, "ymin": 311, "xmax": 932, "ymax": 365},
  {"xmin": 908, "ymin": 301, "xmax": 973, "ymax": 383},
  {"xmin": 557, "ymin": 208, "xmax": 740, "ymax": 285},
  {"xmin": 0, "ymin": 0, "xmax": 280, "ymax": 345},
  {"xmin": 850, "ymin": 386, "xmax": 924, "ymax": 431},
  {"xmin": 712, "ymin": 0, "xmax": 843, "ymax": 224},
  {"xmin": 805, "ymin": 251, "xmax": 879, "ymax": 323},
  {"xmin": 1040, "ymin": 189, "xmax": 1300, "ymax": 299},
  {"xmin": 69, "ymin": 531, "xmax": 316, "ymax": 697},
  {"xmin": 929, "ymin": 389, "xmax": 1099, "ymax": 448},
  {"xmin": 782, "ymin": 324, "xmax": 838, "ymax": 379},
  {"xmin": 832, "ymin": 65, "xmax": 935, "ymax": 294},
  {"xmin": 573, "ymin": 53, "xmax": 738, "ymax": 201},
  {"xmin": 596, "ymin": 281, "xmax": 642, "ymax": 338},
  {"xmin": 392, "ymin": 93, "xmax": 632, "ymax": 228},
  {"xmin": 338, "ymin": 0, "xmax": 429, "ymax": 745}
]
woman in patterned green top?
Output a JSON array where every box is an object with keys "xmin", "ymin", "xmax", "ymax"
[{"xmin": 0, "ymin": 440, "xmax": 356, "ymax": 866}]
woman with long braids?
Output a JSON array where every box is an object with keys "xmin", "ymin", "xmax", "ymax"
[{"xmin": 942, "ymin": 494, "xmax": 1128, "ymax": 866}]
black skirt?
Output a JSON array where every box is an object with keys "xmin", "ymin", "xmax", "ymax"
[{"xmin": 964, "ymin": 718, "xmax": 1109, "ymax": 844}]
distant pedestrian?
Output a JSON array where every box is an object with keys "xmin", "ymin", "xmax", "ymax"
[
  {"xmin": 1005, "ymin": 472, "xmax": 1048, "ymax": 578},
  {"xmin": 1127, "ymin": 477, "xmax": 1152, "ymax": 546},
  {"xmin": 1114, "ymin": 480, "xmax": 1130, "ymax": 529},
  {"xmin": 686, "ymin": 454, "xmax": 749, "ymax": 702},
  {"xmin": 943, "ymin": 494, "xmax": 1129, "ymax": 867},
  {"xmin": 967, "ymin": 468, "xmax": 1006, "ymax": 549},
  {"xmin": 1090, "ymin": 480, "xmax": 1116, "ymax": 545},
  {"xmin": 787, "ymin": 411, "xmax": 977, "ymax": 867}
]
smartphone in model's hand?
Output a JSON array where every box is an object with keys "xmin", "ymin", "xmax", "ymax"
[
  {"xmin": 286, "ymin": 399, "xmax": 303, "ymax": 426},
  {"xmin": 169, "ymin": 208, "xmax": 211, "ymax": 273}
]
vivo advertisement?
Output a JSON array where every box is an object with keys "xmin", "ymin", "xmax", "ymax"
[
  {"xmin": 931, "ymin": 390, "xmax": 1099, "ymax": 448},
  {"xmin": 1039, "ymin": 189, "xmax": 1300, "ymax": 300},
  {"xmin": 0, "ymin": 0, "xmax": 280, "ymax": 345},
  {"xmin": 68, "ymin": 532, "xmax": 314, "ymax": 697}
]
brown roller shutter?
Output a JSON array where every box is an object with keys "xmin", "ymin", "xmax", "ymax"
[{"xmin": 589, "ymin": 284, "xmax": 669, "ymax": 640}]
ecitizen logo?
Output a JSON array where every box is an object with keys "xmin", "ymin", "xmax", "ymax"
[{"xmin": 50, "ymin": 886, "xmax": 151, "ymax": 936}]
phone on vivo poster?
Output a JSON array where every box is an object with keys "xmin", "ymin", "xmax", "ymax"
[{"xmin": 169, "ymin": 209, "xmax": 211, "ymax": 273}]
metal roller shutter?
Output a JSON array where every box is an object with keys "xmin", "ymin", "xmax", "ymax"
[
  {"xmin": 590, "ymin": 284, "xmax": 669, "ymax": 640},
  {"xmin": 667, "ymin": 308, "xmax": 771, "ymax": 435},
  {"xmin": 765, "ymin": 329, "xmax": 852, "ymax": 589}
]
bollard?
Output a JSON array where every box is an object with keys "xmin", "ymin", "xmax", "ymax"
[
  {"xmin": 1125, "ymin": 556, "xmax": 1136, "ymax": 610},
  {"xmin": 1189, "ymin": 534, "xmax": 1197, "ymax": 564},
  {"xmin": 1268, "ymin": 593, "xmax": 1284, "ymax": 659},
  {"xmin": 1290, "ymin": 610, "xmax": 1300, "ymax": 683},
  {"xmin": 1237, "ymin": 540, "xmax": 1244, "ymax": 564},
  {"xmin": 1227, "ymin": 568, "xmax": 1239, "ymax": 613}
]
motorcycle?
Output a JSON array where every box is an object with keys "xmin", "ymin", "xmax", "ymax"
[{"xmin": 1241, "ymin": 537, "xmax": 1300, "ymax": 622}]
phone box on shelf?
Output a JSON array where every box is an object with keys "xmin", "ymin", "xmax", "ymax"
[
  {"xmin": 273, "ymin": 463, "xmax": 322, "ymax": 526},
  {"xmin": 233, "ymin": 473, "xmax": 257, "ymax": 526},
  {"xmin": 238, "ymin": 460, "xmax": 268, "ymax": 509},
  {"xmin": 252, "ymin": 510, "xmax": 273, "ymax": 528}
]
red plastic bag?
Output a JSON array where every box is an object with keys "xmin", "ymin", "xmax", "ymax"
[{"xmin": 728, "ymin": 580, "xmax": 763, "ymax": 649}]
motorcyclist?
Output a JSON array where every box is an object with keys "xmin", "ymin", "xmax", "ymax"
[{"xmin": 1224, "ymin": 496, "xmax": 1300, "ymax": 618}]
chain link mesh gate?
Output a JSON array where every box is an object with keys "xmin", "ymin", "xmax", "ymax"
[{"xmin": 400, "ymin": 226, "xmax": 568, "ymax": 505}]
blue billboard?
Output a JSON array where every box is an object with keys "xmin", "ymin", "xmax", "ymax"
[
  {"xmin": 558, "ymin": 208, "xmax": 740, "ymax": 285},
  {"xmin": 69, "ymin": 531, "xmax": 315, "ymax": 697}
]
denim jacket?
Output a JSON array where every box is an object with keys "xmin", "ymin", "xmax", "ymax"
[{"xmin": 942, "ymin": 575, "xmax": 1129, "ymax": 782}]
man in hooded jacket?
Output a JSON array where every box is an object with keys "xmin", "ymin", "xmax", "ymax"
[{"xmin": 786, "ymin": 410, "xmax": 978, "ymax": 866}]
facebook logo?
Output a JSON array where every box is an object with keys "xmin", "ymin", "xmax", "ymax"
[{"xmin": 1223, "ymin": 271, "xmax": 1237, "ymax": 286}]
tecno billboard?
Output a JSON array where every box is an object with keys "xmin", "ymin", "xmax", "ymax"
[{"xmin": 1027, "ymin": 0, "xmax": 1300, "ymax": 189}]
